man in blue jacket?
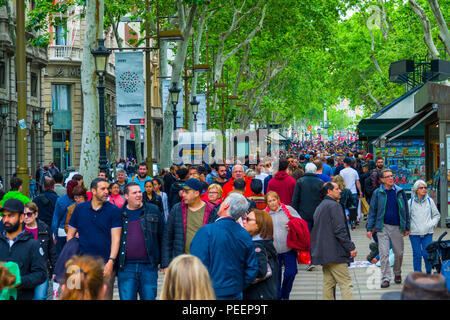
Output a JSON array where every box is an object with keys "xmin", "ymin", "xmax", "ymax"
[
  {"xmin": 190, "ymin": 192, "xmax": 258, "ymax": 300},
  {"xmin": 366, "ymin": 169, "xmax": 410, "ymax": 289}
]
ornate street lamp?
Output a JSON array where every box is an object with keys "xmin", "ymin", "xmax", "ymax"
[
  {"xmin": 168, "ymin": 82, "xmax": 181, "ymax": 131},
  {"xmin": 32, "ymin": 108, "xmax": 40, "ymax": 125},
  {"xmin": 0, "ymin": 101, "xmax": 8, "ymax": 140},
  {"xmin": 91, "ymin": 38, "xmax": 111, "ymax": 174},
  {"xmin": 190, "ymin": 95, "xmax": 200, "ymax": 132},
  {"xmin": 44, "ymin": 110, "xmax": 53, "ymax": 136}
]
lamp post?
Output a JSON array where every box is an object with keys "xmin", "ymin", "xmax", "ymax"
[
  {"xmin": 91, "ymin": 38, "xmax": 111, "ymax": 174},
  {"xmin": 44, "ymin": 110, "xmax": 54, "ymax": 135},
  {"xmin": 169, "ymin": 82, "xmax": 181, "ymax": 131},
  {"xmin": 0, "ymin": 102, "xmax": 8, "ymax": 140},
  {"xmin": 190, "ymin": 95, "xmax": 199, "ymax": 132}
]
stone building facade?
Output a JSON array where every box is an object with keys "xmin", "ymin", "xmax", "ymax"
[{"xmin": 0, "ymin": 3, "xmax": 47, "ymax": 191}]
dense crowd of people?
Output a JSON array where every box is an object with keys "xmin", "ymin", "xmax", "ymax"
[{"xmin": 0, "ymin": 139, "xmax": 447, "ymax": 300}]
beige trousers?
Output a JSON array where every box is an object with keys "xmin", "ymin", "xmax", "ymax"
[{"xmin": 322, "ymin": 263, "xmax": 354, "ymax": 300}]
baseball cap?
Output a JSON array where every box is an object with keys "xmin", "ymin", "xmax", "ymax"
[
  {"xmin": 183, "ymin": 178, "xmax": 203, "ymax": 192},
  {"xmin": 0, "ymin": 199, "xmax": 25, "ymax": 215},
  {"xmin": 365, "ymin": 153, "xmax": 373, "ymax": 159}
]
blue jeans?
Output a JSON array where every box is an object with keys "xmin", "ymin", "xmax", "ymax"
[
  {"xmin": 118, "ymin": 263, "xmax": 158, "ymax": 300},
  {"xmin": 409, "ymin": 234, "xmax": 433, "ymax": 274},
  {"xmin": 34, "ymin": 278, "xmax": 49, "ymax": 300},
  {"xmin": 277, "ymin": 250, "xmax": 298, "ymax": 300}
]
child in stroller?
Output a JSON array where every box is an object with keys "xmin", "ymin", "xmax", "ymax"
[{"xmin": 426, "ymin": 231, "xmax": 450, "ymax": 291}]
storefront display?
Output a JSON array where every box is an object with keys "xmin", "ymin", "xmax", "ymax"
[{"xmin": 375, "ymin": 139, "xmax": 426, "ymax": 192}]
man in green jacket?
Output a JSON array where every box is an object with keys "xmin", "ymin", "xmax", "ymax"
[{"xmin": 0, "ymin": 177, "xmax": 31, "ymax": 209}]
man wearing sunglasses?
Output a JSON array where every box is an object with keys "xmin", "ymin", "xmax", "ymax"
[
  {"xmin": 0, "ymin": 199, "xmax": 47, "ymax": 300},
  {"xmin": 366, "ymin": 169, "xmax": 410, "ymax": 289}
]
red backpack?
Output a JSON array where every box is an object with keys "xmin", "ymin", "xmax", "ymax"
[{"xmin": 266, "ymin": 203, "xmax": 311, "ymax": 264}]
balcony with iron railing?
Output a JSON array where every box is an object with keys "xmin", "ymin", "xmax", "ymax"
[{"xmin": 48, "ymin": 45, "xmax": 82, "ymax": 62}]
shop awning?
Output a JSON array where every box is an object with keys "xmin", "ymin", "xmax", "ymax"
[
  {"xmin": 267, "ymin": 131, "xmax": 288, "ymax": 141},
  {"xmin": 372, "ymin": 104, "xmax": 438, "ymax": 147}
]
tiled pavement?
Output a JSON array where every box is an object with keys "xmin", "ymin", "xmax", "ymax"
[{"xmin": 111, "ymin": 222, "xmax": 449, "ymax": 300}]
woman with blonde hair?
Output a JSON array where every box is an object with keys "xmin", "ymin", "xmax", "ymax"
[
  {"xmin": 264, "ymin": 190, "xmax": 301, "ymax": 300},
  {"xmin": 60, "ymin": 255, "xmax": 106, "ymax": 300},
  {"xmin": 206, "ymin": 183, "xmax": 222, "ymax": 207},
  {"xmin": 160, "ymin": 254, "xmax": 215, "ymax": 300}
]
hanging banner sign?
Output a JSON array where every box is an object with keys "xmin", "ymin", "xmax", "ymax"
[
  {"xmin": 195, "ymin": 94, "xmax": 207, "ymax": 132},
  {"xmin": 115, "ymin": 51, "xmax": 145, "ymax": 126}
]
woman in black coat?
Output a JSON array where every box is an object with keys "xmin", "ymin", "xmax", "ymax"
[
  {"xmin": 243, "ymin": 209, "xmax": 279, "ymax": 300},
  {"xmin": 24, "ymin": 202, "xmax": 57, "ymax": 300},
  {"xmin": 143, "ymin": 180, "xmax": 164, "ymax": 213}
]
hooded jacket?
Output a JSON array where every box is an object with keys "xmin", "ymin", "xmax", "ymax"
[
  {"xmin": 267, "ymin": 171, "xmax": 296, "ymax": 206},
  {"xmin": 0, "ymin": 231, "xmax": 47, "ymax": 300},
  {"xmin": 221, "ymin": 177, "xmax": 253, "ymax": 199},
  {"xmin": 168, "ymin": 180, "xmax": 185, "ymax": 210},
  {"xmin": 409, "ymin": 194, "xmax": 440, "ymax": 236},
  {"xmin": 161, "ymin": 200, "xmax": 217, "ymax": 268},
  {"xmin": 291, "ymin": 173, "xmax": 324, "ymax": 222}
]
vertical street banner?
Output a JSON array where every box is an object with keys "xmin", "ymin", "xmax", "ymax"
[
  {"xmin": 115, "ymin": 51, "xmax": 145, "ymax": 126},
  {"xmin": 195, "ymin": 94, "xmax": 207, "ymax": 132},
  {"xmin": 162, "ymin": 79, "xmax": 184, "ymax": 129}
]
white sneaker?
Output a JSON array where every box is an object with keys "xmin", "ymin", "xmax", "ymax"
[{"xmin": 306, "ymin": 265, "xmax": 315, "ymax": 271}]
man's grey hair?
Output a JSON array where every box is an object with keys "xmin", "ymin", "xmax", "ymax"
[
  {"xmin": 305, "ymin": 162, "xmax": 317, "ymax": 174},
  {"xmin": 222, "ymin": 193, "xmax": 249, "ymax": 221},
  {"xmin": 117, "ymin": 169, "xmax": 126, "ymax": 175},
  {"xmin": 380, "ymin": 169, "xmax": 392, "ymax": 178}
]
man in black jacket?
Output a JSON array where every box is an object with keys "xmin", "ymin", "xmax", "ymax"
[
  {"xmin": 33, "ymin": 177, "xmax": 59, "ymax": 227},
  {"xmin": 291, "ymin": 162, "xmax": 324, "ymax": 231},
  {"xmin": 117, "ymin": 182, "xmax": 165, "ymax": 300},
  {"xmin": 291, "ymin": 162, "xmax": 324, "ymax": 271},
  {"xmin": 163, "ymin": 165, "xmax": 177, "ymax": 194},
  {"xmin": 0, "ymin": 199, "xmax": 47, "ymax": 300},
  {"xmin": 168, "ymin": 167, "xmax": 189, "ymax": 210},
  {"xmin": 311, "ymin": 182, "xmax": 357, "ymax": 300}
]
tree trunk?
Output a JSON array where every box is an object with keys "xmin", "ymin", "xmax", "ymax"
[
  {"xmin": 160, "ymin": 2, "xmax": 197, "ymax": 169},
  {"xmin": 79, "ymin": 0, "xmax": 103, "ymax": 186}
]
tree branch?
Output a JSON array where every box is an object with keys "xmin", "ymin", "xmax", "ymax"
[
  {"xmin": 427, "ymin": 0, "xmax": 450, "ymax": 56},
  {"xmin": 408, "ymin": 0, "xmax": 440, "ymax": 59}
]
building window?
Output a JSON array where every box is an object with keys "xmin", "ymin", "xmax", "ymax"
[
  {"xmin": 0, "ymin": 61, "xmax": 5, "ymax": 89},
  {"xmin": 52, "ymin": 84, "xmax": 70, "ymax": 111},
  {"xmin": 55, "ymin": 22, "xmax": 67, "ymax": 46},
  {"xmin": 31, "ymin": 72, "xmax": 38, "ymax": 97}
]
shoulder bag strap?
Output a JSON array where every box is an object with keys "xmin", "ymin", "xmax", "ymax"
[{"xmin": 281, "ymin": 203, "xmax": 293, "ymax": 220}]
